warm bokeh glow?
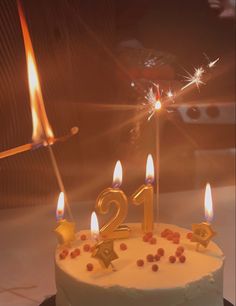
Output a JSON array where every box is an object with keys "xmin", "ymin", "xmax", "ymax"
[
  {"xmin": 112, "ymin": 160, "xmax": 123, "ymax": 188},
  {"xmin": 17, "ymin": 1, "xmax": 54, "ymax": 143},
  {"xmin": 56, "ymin": 192, "xmax": 65, "ymax": 221},
  {"xmin": 90, "ymin": 211, "xmax": 99, "ymax": 239},
  {"xmin": 204, "ymin": 183, "xmax": 213, "ymax": 223},
  {"xmin": 146, "ymin": 154, "xmax": 154, "ymax": 184},
  {"xmin": 155, "ymin": 100, "xmax": 162, "ymax": 110}
]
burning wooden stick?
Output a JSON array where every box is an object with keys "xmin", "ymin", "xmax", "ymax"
[
  {"xmin": 0, "ymin": 127, "xmax": 79, "ymax": 160},
  {"xmin": 0, "ymin": 1, "xmax": 77, "ymax": 221}
]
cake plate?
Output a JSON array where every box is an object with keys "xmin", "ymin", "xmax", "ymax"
[{"xmin": 39, "ymin": 296, "xmax": 234, "ymax": 306}]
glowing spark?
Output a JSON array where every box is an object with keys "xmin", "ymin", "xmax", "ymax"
[
  {"xmin": 145, "ymin": 85, "xmax": 162, "ymax": 120},
  {"xmin": 166, "ymin": 90, "xmax": 173, "ymax": 98},
  {"xmin": 181, "ymin": 67, "xmax": 205, "ymax": 91},
  {"xmin": 208, "ymin": 57, "xmax": 220, "ymax": 68}
]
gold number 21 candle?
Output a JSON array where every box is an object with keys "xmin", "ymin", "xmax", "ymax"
[{"xmin": 131, "ymin": 154, "xmax": 155, "ymax": 233}]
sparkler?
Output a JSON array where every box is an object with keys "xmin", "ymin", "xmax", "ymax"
[
  {"xmin": 181, "ymin": 66, "xmax": 205, "ymax": 91},
  {"xmin": 0, "ymin": 1, "xmax": 78, "ymax": 220},
  {"xmin": 144, "ymin": 83, "xmax": 175, "ymax": 121},
  {"xmin": 181, "ymin": 56, "xmax": 220, "ymax": 91},
  {"xmin": 141, "ymin": 55, "xmax": 219, "ymax": 224}
]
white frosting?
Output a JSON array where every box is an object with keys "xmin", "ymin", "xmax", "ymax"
[{"xmin": 55, "ymin": 223, "xmax": 224, "ymax": 306}]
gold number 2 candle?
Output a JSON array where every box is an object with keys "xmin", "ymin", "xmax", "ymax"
[
  {"xmin": 95, "ymin": 161, "xmax": 130, "ymax": 240},
  {"xmin": 131, "ymin": 154, "xmax": 154, "ymax": 233}
]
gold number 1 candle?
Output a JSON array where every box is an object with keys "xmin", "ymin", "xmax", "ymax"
[
  {"xmin": 95, "ymin": 161, "xmax": 130, "ymax": 240},
  {"xmin": 131, "ymin": 154, "xmax": 154, "ymax": 233}
]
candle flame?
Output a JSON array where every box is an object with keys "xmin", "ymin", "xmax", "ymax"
[
  {"xmin": 91, "ymin": 211, "xmax": 99, "ymax": 239},
  {"xmin": 56, "ymin": 192, "xmax": 65, "ymax": 221},
  {"xmin": 204, "ymin": 183, "xmax": 213, "ymax": 223},
  {"xmin": 113, "ymin": 160, "xmax": 122, "ymax": 188},
  {"xmin": 146, "ymin": 154, "xmax": 154, "ymax": 184},
  {"xmin": 17, "ymin": 1, "xmax": 54, "ymax": 143}
]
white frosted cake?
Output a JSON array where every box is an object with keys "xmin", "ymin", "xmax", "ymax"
[{"xmin": 55, "ymin": 223, "xmax": 224, "ymax": 306}]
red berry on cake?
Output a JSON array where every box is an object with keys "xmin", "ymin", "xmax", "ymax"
[
  {"xmin": 150, "ymin": 237, "xmax": 157, "ymax": 245},
  {"xmin": 62, "ymin": 249, "xmax": 69, "ymax": 256},
  {"xmin": 173, "ymin": 232, "xmax": 180, "ymax": 238},
  {"xmin": 74, "ymin": 248, "xmax": 80, "ymax": 256},
  {"xmin": 70, "ymin": 251, "xmax": 77, "ymax": 259},
  {"xmin": 152, "ymin": 264, "xmax": 159, "ymax": 272},
  {"xmin": 59, "ymin": 253, "xmax": 66, "ymax": 260},
  {"xmin": 173, "ymin": 237, "xmax": 180, "ymax": 244},
  {"xmin": 161, "ymin": 231, "xmax": 167, "ymax": 238},
  {"xmin": 187, "ymin": 232, "xmax": 193, "ymax": 239},
  {"xmin": 137, "ymin": 259, "xmax": 144, "ymax": 267},
  {"xmin": 164, "ymin": 228, "xmax": 171, "ymax": 234},
  {"xmin": 179, "ymin": 255, "xmax": 186, "ymax": 263},
  {"xmin": 154, "ymin": 254, "xmax": 161, "ymax": 261},
  {"xmin": 157, "ymin": 248, "xmax": 165, "ymax": 256},
  {"xmin": 167, "ymin": 233, "xmax": 173, "ymax": 241},
  {"xmin": 146, "ymin": 232, "xmax": 153, "ymax": 239},
  {"xmin": 80, "ymin": 234, "xmax": 87, "ymax": 241},
  {"xmin": 120, "ymin": 243, "xmax": 127, "ymax": 251},
  {"xmin": 147, "ymin": 254, "xmax": 154, "ymax": 262},
  {"xmin": 143, "ymin": 234, "xmax": 149, "ymax": 242},
  {"xmin": 86, "ymin": 263, "xmax": 94, "ymax": 271},
  {"xmin": 177, "ymin": 246, "xmax": 184, "ymax": 254},
  {"xmin": 175, "ymin": 250, "xmax": 182, "ymax": 257},
  {"xmin": 83, "ymin": 244, "xmax": 90, "ymax": 252},
  {"xmin": 169, "ymin": 256, "xmax": 176, "ymax": 263}
]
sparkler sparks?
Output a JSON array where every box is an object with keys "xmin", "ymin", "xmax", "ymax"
[
  {"xmin": 144, "ymin": 84, "xmax": 177, "ymax": 120},
  {"xmin": 208, "ymin": 57, "xmax": 220, "ymax": 68},
  {"xmin": 145, "ymin": 85, "xmax": 162, "ymax": 120},
  {"xmin": 181, "ymin": 67, "xmax": 205, "ymax": 91}
]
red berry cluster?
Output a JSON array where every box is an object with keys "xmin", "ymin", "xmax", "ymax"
[
  {"xmin": 137, "ymin": 247, "xmax": 166, "ymax": 272},
  {"xmin": 59, "ymin": 248, "xmax": 81, "ymax": 260},
  {"xmin": 142, "ymin": 232, "xmax": 157, "ymax": 245},
  {"xmin": 169, "ymin": 246, "xmax": 186, "ymax": 263},
  {"xmin": 161, "ymin": 228, "xmax": 181, "ymax": 244}
]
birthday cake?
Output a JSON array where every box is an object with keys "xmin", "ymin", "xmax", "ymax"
[{"xmin": 55, "ymin": 223, "xmax": 224, "ymax": 306}]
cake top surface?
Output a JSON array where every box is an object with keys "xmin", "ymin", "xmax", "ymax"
[{"xmin": 55, "ymin": 223, "xmax": 224, "ymax": 290}]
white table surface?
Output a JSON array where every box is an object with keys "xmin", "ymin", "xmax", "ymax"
[{"xmin": 0, "ymin": 185, "xmax": 235, "ymax": 306}]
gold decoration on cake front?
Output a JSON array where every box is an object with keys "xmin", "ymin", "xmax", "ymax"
[
  {"xmin": 55, "ymin": 220, "xmax": 76, "ymax": 245},
  {"xmin": 191, "ymin": 222, "xmax": 216, "ymax": 249},
  {"xmin": 92, "ymin": 239, "xmax": 118, "ymax": 268}
]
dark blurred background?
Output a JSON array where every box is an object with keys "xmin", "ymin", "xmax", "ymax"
[{"xmin": 0, "ymin": 0, "xmax": 235, "ymax": 208}]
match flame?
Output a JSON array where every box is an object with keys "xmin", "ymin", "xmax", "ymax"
[
  {"xmin": 17, "ymin": 1, "xmax": 54, "ymax": 143},
  {"xmin": 90, "ymin": 211, "xmax": 99, "ymax": 240},
  {"xmin": 112, "ymin": 160, "xmax": 122, "ymax": 188},
  {"xmin": 56, "ymin": 192, "xmax": 65, "ymax": 221},
  {"xmin": 146, "ymin": 154, "xmax": 154, "ymax": 184},
  {"xmin": 204, "ymin": 183, "xmax": 213, "ymax": 223}
]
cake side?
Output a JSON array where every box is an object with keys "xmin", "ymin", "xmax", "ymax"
[{"xmin": 55, "ymin": 223, "xmax": 224, "ymax": 306}]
